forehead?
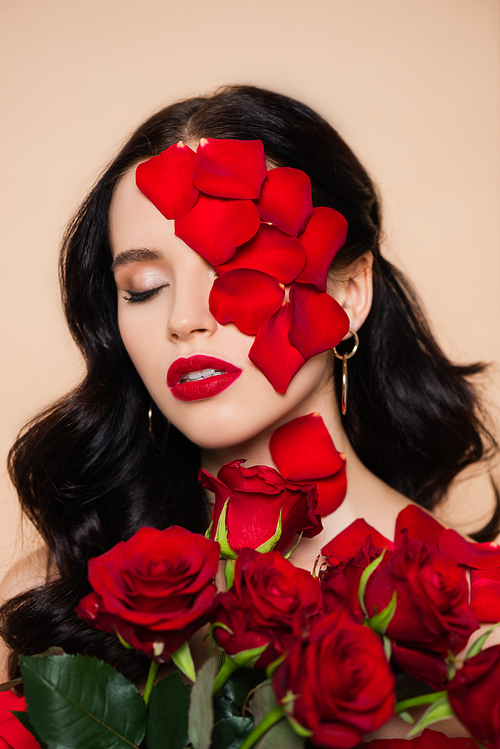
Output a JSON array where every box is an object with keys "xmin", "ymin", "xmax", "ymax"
[{"xmin": 109, "ymin": 167, "xmax": 175, "ymax": 257}]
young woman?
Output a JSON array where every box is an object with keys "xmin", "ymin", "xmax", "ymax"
[{"xmin": 0, "ymin": 85, "xmax": 497, "ymax": 742}]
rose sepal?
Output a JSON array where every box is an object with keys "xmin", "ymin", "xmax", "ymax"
[
  {"xmin": 171, "ymin": 640, "xmax": 196, "ymax": 683},
  {"xmin": 405, "ymin": 694, "xmax": 454, "ymax": 738},
  {"xmin": 365, "ymin": 590, "xmax": 397, "ymax": 636},
  {"xmin": 232, "ymin": 643, "xmax": 270, "ymax": 668},
  {"xmin": 213, "ymin": 499, "xmax": 238, "ymax": 560},
  {"xmin": 465, "ymin": 620, "xmax": 500, "ymax": 659},
  {"xmin": 279, "ymin": 691, "xmax": 313, "ymax": 738},
  {"xmin": 358, "ymin": 548, "xmax": 388, "ymax": 616},
  {"xmin": 255, "ymin": 510, "xmax": 283, "ymax": 553}
]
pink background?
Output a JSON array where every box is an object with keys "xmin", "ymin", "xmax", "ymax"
[{"xmin": 1, "ymin": 0, "xmax": 499, "ymax": 574}]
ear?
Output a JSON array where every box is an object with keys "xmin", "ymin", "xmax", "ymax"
[{"xmin": 328, "ymin": 252, "xmax": 373, "ymax": 335}]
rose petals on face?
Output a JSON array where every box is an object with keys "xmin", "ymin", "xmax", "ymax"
[
  {"xmin": 296, "ymin": 207, "xmax": 348, "ymax": 291},
  {"xmin": 255, "ymin": 167, "xmax": 313, "ymax": 236},
  {"xmin": 209, "ymin": 269, "xmax": 284, "ymax": 336},
  {"xmin": 249, "ymin": 304, "xmax": 306, "ymax": 394},
  {"xmin": 193, "ymin": 138, "xmax": 267, "ymax": 199},
  {"xmin": 175, "ymin": 194, "xmax": 261, "ymax": 266},
  {"xmin": 270, "ymin": 413, "xmax": 343, "ymax": 481},
  {"xmin": 216, "ymin": 224, "xmax": 306, "ymax": 285},
  {"xmin": 288, "ymin": 283, "xmax": 350, "ymax": 360},
  {"xmin": 135, "ymin": 142, "xmax": 198, "ymax": 219},
  {"xmin": 135, "ymin": 138, "xmax": 351, "ymax": 394}
]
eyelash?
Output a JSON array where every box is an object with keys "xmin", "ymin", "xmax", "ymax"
[{"xmin": 122, "ymin": 286, "xmax": 165, "ymax": 303}]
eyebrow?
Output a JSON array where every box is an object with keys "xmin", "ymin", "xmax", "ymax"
[{"xmin": 111, "ymin": 248, "xmax": 162, "ymax": 271}]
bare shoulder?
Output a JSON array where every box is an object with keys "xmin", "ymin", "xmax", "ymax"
[{"xmin": 0, "ymin": 546, "xmax": 55, "ymax": 604}]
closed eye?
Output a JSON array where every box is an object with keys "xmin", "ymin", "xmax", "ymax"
[{"xmin": 122, "ymin": 286, "xmax": 168, "ymax": 303}]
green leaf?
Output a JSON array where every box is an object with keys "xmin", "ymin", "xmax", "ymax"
[
  {"xmin": 20, "ymin": 653, "xmax": 146, "ymax": 749},
  {"xmin": 256, "ymin": 510, "xmax": 283, "ymax": 553},
  {"xmin": 172, "ymin": 640, "xmax": 197, "ymax": 683},
  {"xmin": 365, "ymin": 590, "xmax": 397, "ymax": 636},
  {"xmin": 249, "ymin": 682, "xmax": 276, "ymax": 724},
  {"xmin": 407, "ymin": 695, "xmax": 454, "ymax": 738},
  {"xmin": 0, "ymin": 677, "xmax": 23, "ymax": 691},
  {"xmin": 248, "ymin": 687, "xmax": 298, "ymax": 748},
  {"xmin": 254, "ymin": 719, "xmax": 305, "ymax": 749},
  {"xmin": 211, "ymin": 716, "xmax": 254, "ymax": 749},
  {"xmin": 222, "ymin": 669, "xmax": 266, "ymax": 711},
  {"xmin": 466, "ymin": 621, "xmax": 500, "ymax": 659},
  {"xmin": 12, "ymin": 711, "xmax": 49, "ymax": 749},
  {"xmin": 146, "ymin": 672, "xmax": 190, "ymax": 749},
  {"xmin": 398, "ymin": 711, "xmax": 414, "ymax": 725},
  {"xmin": 214, "ymin": 695, "xmax": 240, "ymax": 722},
  {"xmin": 358, "ymin": 549, "xmax": 387, "ymax": 617},
  {"xmin": 188, "ymin": 655, "xmax": 218, "ymax": 749}
]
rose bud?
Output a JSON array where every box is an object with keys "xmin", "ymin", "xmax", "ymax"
[
  {"xmin": 76, "ymin": 526, "xmax": 220, "ymax": 662},
  {"xmin": 200, "ymin": 460, "xmax": 322, "ymax": 557},
  {"xmin": 272, "ymin": 609, "xmax": 395, "ymax": 747},
  {"xmin": 211, "ymin": 548, "xmax": 323, "ymax": 667}
]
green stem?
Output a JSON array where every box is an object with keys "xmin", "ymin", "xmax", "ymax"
[
  {"xmin": 212, "ymin": 655, "xmax": 238, "ymax": 695},
  {"xmin": 239, "ymin": 706, "xmax": 285, "ymax": 749},
  {"xmin": 143, "ymin": 661, "xmax": 159, "ymax": 706},
  {"xmin": 395, "ymin": 690, "xmax": 447, "ymax": 714}
]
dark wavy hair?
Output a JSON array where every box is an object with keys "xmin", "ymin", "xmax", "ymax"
[{"xmin": 1, "ymin": 85, "xmax": 498, "ymax": 684}]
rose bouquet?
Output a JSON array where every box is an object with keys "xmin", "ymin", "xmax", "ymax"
[{"xmin": 2, "ymin": 416, "xmax": 500, "ymax": 748}]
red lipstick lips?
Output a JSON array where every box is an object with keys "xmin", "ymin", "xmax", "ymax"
[{"xmin": 167, "ymin": 355, "xmax": 242, "ymax": 402}]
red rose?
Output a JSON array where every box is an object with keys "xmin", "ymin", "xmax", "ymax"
[
  {"xmin": 0, "ymin": 690, "xmax": 41, "ymax": 749},
  {"xmin": 211, "ymin": 548, "xmax": 323, "ymax": 667},
  {"xmin": 76, "ymin": 526, "xmax": 220, "ymax": 661},
  {"xmin": 200, "ymin": 460, "xmax": 322, "ymax": 556},
  {"xmin": 320, "ymin": 535, "xmax": 385, "ymax": 621},
  {"xmin": 272, "ymin": 609, "xmax": 395, "ymax": 748},
  {"xmin": 364, "ymin": 533, "xmax": 478, "ymax": 657},
  {"xmin": 448, "ymin": 644, "xmax": 500, "ymax": 748}
]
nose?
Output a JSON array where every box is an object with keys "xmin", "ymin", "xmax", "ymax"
[{"xmin": 167, "ymin": 263, "xmax": 218, "ymax": 343}]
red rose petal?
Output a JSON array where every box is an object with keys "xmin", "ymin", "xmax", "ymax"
[
  {"xmin": 135, "ymin": 142, "xmax": 199, "ymax": 219},
  {"xmin": 321, "ymin": 518, "xmax": 391, "ymax": 563},
  {"xmin": 175, "ymin": 194, "xmax": 261, "ymax": 266},
  {"xmin": 394, "ymin": 504, "xmax": 445, "ymax": 551},
  {"xmin": 249, "ymin": 304, "xmax": 306, "ymax": 393},
  {"xmin": 391, "ymin": 643, "xmax": 449, "ymax": 692},
  {"xmin": 270, "ymin": 413, "xmax": 343, "ymax": 481},
  {"xmin": 209, "ymin": 269, "xmax": 284, "ymax": 335},
  {"xmin": 193, "ymin": 138, "xmax": 267, "ymax": 199},
  {"xmin": 296, "ymin": 207, "xmax": 348, "ymax": 291},
  {"xmin": 216, "ymin": 224, "xmax": 306, "ymax": 284},
  {"xmin": 439, "ymin": 529, "xmax": 500, "ymax": 570},
  {"xmin": 255, "ymin": 167, "xmax": 313, "ymax": 236},
  {"xmin": 470, "ymin": 568, "xmax": 500, "ymax": 622},
  {"xmin": 288, "ymin": 283, "xmax": 350, "ymax": 360},
  {"xmin": 315, "ymin": 461, "xmax": 347, "ymax": 516}
]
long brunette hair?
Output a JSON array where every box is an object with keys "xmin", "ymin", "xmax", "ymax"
[{"xmin": 1, "ymin": 85, "xmax": 497, "ymax": 683}]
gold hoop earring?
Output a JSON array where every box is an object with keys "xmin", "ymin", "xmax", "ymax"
[
  {"xmin": 333, "ymin": 328, "xmax": 359, "ymax": 416},
  {"xmin": 148, "ymin": 403, "xmax": 155, "ymax": 443}
]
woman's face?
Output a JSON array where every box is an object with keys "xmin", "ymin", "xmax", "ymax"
[{"xmin": 109, "ymin": 168, "xmax": 337, "ymax": 452}]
